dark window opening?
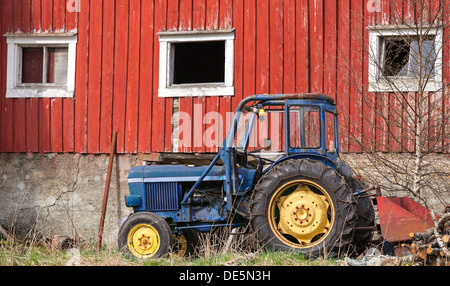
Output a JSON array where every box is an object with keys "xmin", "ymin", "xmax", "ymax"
[
  {"xmin": 383, "ymin": 36, "xmax": 436, "ymax": 77},
  {"xmin": 21, "ymin": 46, "xmax": 68, "ymax": 84},
  {"xmin": 22, "ymin": 47, "xmax": 44, "ymax": 83},
  {"xmin": 173, "ymin": 41, "xmax": 225, "ymax": 84}
]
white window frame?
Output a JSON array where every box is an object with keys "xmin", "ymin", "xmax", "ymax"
[
  {"xmin": 157, "ymin": 29, "xmax": 235, "ymax": 98},
  {"xmin": 368, "ymin": 25, "xmax": 443, "ymax": 92},
  {"xmin": 5, "ymin": 33, "xmax": 77, "ymax": 98}
]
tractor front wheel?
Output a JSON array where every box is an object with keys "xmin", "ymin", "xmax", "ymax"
[
  {"xmin": 250, "ymin": 159, "xmax": 358, "ymax": 258},
  {"xmin": 118, "ymin": 212, "xmax": 173, "ymax": 259}
]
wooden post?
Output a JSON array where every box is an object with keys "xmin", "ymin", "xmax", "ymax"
[{"xmin": 96, "ymin": 131, "xmax": 117, "ymax": 252}]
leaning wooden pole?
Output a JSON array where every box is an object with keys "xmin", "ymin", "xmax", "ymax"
[{"xmin": 97, "ymin": 131, "xmax": 117, "ymax": 252}]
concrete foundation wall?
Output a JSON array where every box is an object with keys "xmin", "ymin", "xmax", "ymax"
[
  {"xmin": 0, "ymin": 153, "xmax": 136, "ymax": 247},
  {"xmin": 0, "ymin": 152, "xmax": 449, "ymax": 247}
]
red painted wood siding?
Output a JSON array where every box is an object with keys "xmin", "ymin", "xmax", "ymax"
[{"xmin": 0, "ymin": 0, "xmax": 448, "ymax": 154}]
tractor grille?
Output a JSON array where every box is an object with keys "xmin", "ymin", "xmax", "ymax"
[{"xmin": 145, "ymin": 182, "xmax": 180, "ymax": 211}]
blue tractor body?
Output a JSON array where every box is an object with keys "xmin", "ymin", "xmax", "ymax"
[
  {"xmin": 119, "ymin": 94, "xmax": 371, "ymax": 258},
  {"xmin": 124, "ymin": 94, "xmax": 350, "ymax": 231}
]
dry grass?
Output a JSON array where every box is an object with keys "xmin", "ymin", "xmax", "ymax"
[{"xmin": 0, "ymin": 229, "xmax": 338, "ymax": 266}]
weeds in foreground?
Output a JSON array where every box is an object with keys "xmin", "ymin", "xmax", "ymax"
[{"xmin": 0, "ymin": 236, "xmax": 337, "ymax": 266}]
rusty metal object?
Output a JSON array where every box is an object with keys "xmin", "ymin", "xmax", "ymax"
[
  {"xmin": 97, "ymin": 131, "xmax": 117, "ymax": 252},
  {"xmin": 376, "ymin": 196, "xmax": 438, "ymax": 243}
]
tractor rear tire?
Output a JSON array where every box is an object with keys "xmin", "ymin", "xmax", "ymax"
[
  {"xmin": 250, "ymin": 159, "xmax": 358, "ymax": 258},
  {"xmin": 118, "ymin": 212, "xmax": 173, "ymax": 259},
  {"xmin": 348, "ymin": 178, "xmax": 375, "ymax": 254},
  {"xmin": 172, "ymin": 228, "xmax": 199, "ymax": 258}
]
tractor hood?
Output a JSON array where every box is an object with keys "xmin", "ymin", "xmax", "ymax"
[{"xmin": 128, "ymin": 165, "xmax": 226, "ymax": 182}]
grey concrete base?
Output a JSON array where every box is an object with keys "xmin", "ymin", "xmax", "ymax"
[{"xmin": 0, "ymin": 153, "xmax": 136, "ymax": 247}]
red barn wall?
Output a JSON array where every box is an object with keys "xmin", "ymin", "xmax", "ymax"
[{"xmin": 0, "ymin": 0, "xmax": 448, "ymax": 154}]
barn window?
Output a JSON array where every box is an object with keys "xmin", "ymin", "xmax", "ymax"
[
  {"xmin": 368, "ymin": 26, "xmax": 443, "ymax": 92},
  {"xmin": 5, "ymin": 34, "xmax": 77, "ymax": 98},
  {"xmin": 158, "ymin": 30, "xmax": 235, "ymax": 97}
]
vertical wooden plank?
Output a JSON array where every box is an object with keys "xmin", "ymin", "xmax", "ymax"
[
  {"xmin": 13, "ymin": 0, "xmax": 27, "ymax": 152},
  {"xmin": 270, "ymin": 0, "xmax": 284, "ymax": 94},
  {"xmin": 0, "ymin": 0, "xmax": 3, "ymax": 152},
  {"xmin": 113, "ymin": 0, "xmax": 129, "ymax": 153},
  {"xmin": 270, "ymin": 0, "xmax": 284, "ymax": 150},
  {"xmin": 377, "ymin": 93, "xmax": 389, "ymax": 152},
  {"xmin": 177, "ymin": 0, "xmax": 193, "ymax": 152},
  {"xmin": 323, "ymin": 0, "xmax": 337, "ymax": 100},
  {"xmin": 40, "ymin": 0, "xmax": 52, "ymax": 153},
  {"xmin": 53, "ymin": 0, "xmax": 66, "ymax": 31},
  {"xmin": 3, "ymin": 0, "xmax": 14, "ymax": 153},
  {"xmin": 373, "ymin": 0, "xmax": 390, "ymax": 152},
  {"xmin": 256, "ymin": 0, "xmax": 269, "ymax": 95},
  {"xmin": 349, "ymin": 0, "xmax": 363, "ymax": 152},
  {"xmin": 25, "ymin": 0, "xmax": 40, "ymax": 152},
  {"xmin": 179, "ymin": 0, "xmax": 193, "ymax": 30},
  {"xmin": 86, "ymin": 0, "xmax": 102, "ymax": 154},
  {"xmin": 151, "ymin": 0, "xmax": 167, "ymax": 152},
  {"xmin": 50, "ymin": 0, "xmax": 66, "ymax": 153},
  {"xmin": 205, "ymin": 0, "xmax": 220, "ymax": 152},
  {"xmin": 63, "ymin": 0, "xmax": 78, "ymax": 153},
  {"xmin": 193, "ymin": 0, "xmax": 206, "ymax": 30},
  {"xmin": 243, "ymin": 0, "xmax": 256, "ymax": 99},
  {"xmin": 163, "ymin": 0, "xmax": 180, "ymax": 153},
  {"xmin": 99, "ymin": 0, "xmax": 115, "ymax": 153},
  {"xmin": 443, "ymin": 7, "xmax": 450, "ymax": 153},
  {"xmin": 388, "ymin": 93, "xmax": 402, "ymax": 152},
  {"xmin": 283, "ymin": 0, "xmax": 296, "ymax": 94},
  {"xmin": 309, "ymin": 0, "xmax": 323, "ymax": 93},
  {"xmin": 403, "ymin": 92, "xmax": 416, "ymax": 153},
  {"xmin": 50, "ymin": 98, "xmax": 63, "ymax": 152},
  {"xmin": 324, "ymin": 0, "xmax": 338, "ymax": 148},
  {"xmin": 296, "ymin": 0, "xmax": 309, "ymax": 93},
  {"xmin": 163, "ymin": 0, "xmax": 176, "ymax": 153},
  {"xmin": 0, "ymin": 0, "xmax": 10, "ymax": 152},
  {"xmin": 74, "ymin": 0, "xmax": 90, "ymax": 153},
  {"xmin": 218, "ymin": 0, "xmax": 232, "ymax": 148},
  {"xmin": 231, "ymin": 0, "xmax": 243, "ymax": 111},
  {"xmin": 337, "ymin": 0, "xmax": 350, "ymax": 152},
  {"xmin": 363, "ymin": 3, "xmax": 377, "ymax": 151},
  {"xmin": 192, "ymin": 0, "xmax": 206, "ymax": 153},
  {"xmin": 137, "ymin": 0, "xmax": 154, "ymax": 153},
  {"xmin": 125, "ymin": 0, "xmax": 141, "ymax": 153}
]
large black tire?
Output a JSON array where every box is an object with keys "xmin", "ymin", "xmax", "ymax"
[
  {"xmin": 118, "ymin": 212, "xmax": 173, "ymax": 259},
  {"xmin": 250, "ymin": 159, "xmax": 358, "ymax": 258},
  {"xmin": 347, "ymin": 178, "xmax": 375, "ymax": 254}
]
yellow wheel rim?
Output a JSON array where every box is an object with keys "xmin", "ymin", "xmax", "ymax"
[
  {"xmin": 127, "ymin": 223, "xmax": 161, "ymax": 258},
  {"xmin": 172, "ymin": 234, "xmax": 188, "ymax": 257},
  {"xmin": 269, "ymin": 180, "xmax": 335, "ymax": 249}
]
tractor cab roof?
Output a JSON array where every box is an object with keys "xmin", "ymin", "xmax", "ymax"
[{"xmin": 238, "ymin": 93, "xmax": 335, "ymax": 113}]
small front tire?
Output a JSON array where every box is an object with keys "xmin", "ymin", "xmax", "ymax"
[{"xmin": 118, "ymin": 212, "xmax": 173, "ymax": 259}]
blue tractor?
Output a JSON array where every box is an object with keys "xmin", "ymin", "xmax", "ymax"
[{"xmin": 118, "ymin": 94, "xmax": 375, "ymax": 259}]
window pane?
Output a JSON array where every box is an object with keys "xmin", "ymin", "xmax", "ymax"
[
  {"xmin": 289, "ymin": 106, "xmax": 321, "ymax": 149},
  {"xmin": 409, "ymin": 39, "xmax": 436, "ymax": 76},
  {"xmin": 325, "ymin": 112, "xmax": 336, "ymax": 152},
  {"xmin": 22, "ymin": 47, "xmax": 44, "ymax": 83},
  {"xmin": 383, "ymin": 36, "xmax": 436, "ymax": 77},
  {"xmin": 173, "ymin": 41, "xmax": 225, "ymax": 84},
  {"xmin": 383, "ymin": 38, "xmax": 410, "ymax": 77},
  {"xmin": 47, "ymin": 47, "xmax": 68, "ymax": 84}
]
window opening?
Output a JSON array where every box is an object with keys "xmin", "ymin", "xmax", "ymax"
[
  {"xmin": 383, "ymin": 36, "xmax": 436, "ymax": 77},
  {"xmin": 173, "ymin": 41, "xmax": 225, "ymax": 85}
]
